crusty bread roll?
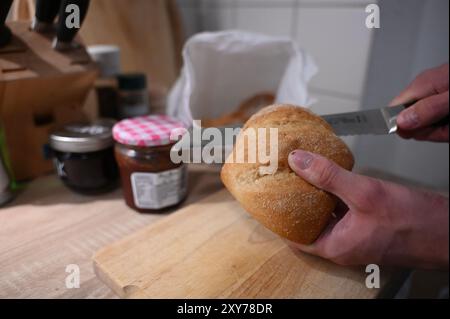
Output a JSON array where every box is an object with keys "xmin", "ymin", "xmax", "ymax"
[{"xmin": 221, "ymin": 104, "xmax": 354, "ymax": 244}]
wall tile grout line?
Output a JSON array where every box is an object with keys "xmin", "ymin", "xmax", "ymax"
[
  {"xmin": 309, "ymin": 87, "xmax": 361, "ymax": 101},
  {"xmin": 298, "ymin": 1, "xmax": 375, "ymax": 8},
  {"xmin": 290, "ymin": 0, "xmax": 300, "ymax": 40},
  {"xmin": 181, "ymin": 0, "xmax": 370, "ymax": 102},
  {"xmin": 231, "ymin": 0, "xmax": 238, "ymax": 29},
  {"xmin": 186, "ymin": 1, "xmax": 374, "ymax": 9}
]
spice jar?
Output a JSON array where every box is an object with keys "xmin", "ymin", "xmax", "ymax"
[
  {"xmin": 87, "ymin": 45, "xmax": 121, "ymax": 119},
  {"xmin": 112, "ymin": 115, "xmax": 187, "ymax": 212},
  {"xmin": 117, "ymin": 73, "xmax": 150, "ymax": 119},
  {"xmin": 50, "ymin": 119, "xmax": 119, "ymax": 194}
]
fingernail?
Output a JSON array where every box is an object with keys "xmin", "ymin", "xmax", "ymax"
[
  {"xmin": 289, "ymin": 150, "xmax": 314, "ymax": 170},
  {"xmin": 398, "ymin": 111, "xmax": 420, "ymax": 129}
]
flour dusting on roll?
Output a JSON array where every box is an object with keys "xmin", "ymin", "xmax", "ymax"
[{"xmin": 221, "ymin": 104, "xmax": 354, "ymax": 244}]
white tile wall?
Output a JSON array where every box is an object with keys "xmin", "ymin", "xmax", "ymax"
[
  {"xmin": 235, "ymin": 7, "xmax": 294, "ymax": 37},
  {"xmin": 296, "ymin": 8, "xmax": 373, "ymax": 98},
  {"xmin": 178, "ymin": 6, "xmax": 203, "ymax": 37},
  {"xmin": 309, "ymin": 91, "xmax": 360, "ymax": 115},
  {"xmin": 177, "ymin": 0, "xmax": 376, "ymax": 122},
  {"xmin": 202, "ymin": 7, "xmax": 236, "ymax": 31},
  {"xmin": 236, "ymin": 0, "xmax": 296, "ymax": 6}
]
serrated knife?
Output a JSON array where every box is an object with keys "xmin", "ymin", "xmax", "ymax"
[
  {"xmin": 174, "ymin": 101, "xmax": 449, "ymax": 156},
  {"xmin": 183, "ymin": 103, "xmax": 412, "ymax": 147},
  {"xmin": 320, "ymin": 103, "xmax": 408, "ymax": 136},
  {"xmin": 322, "ymin": 101, "xmax": 448, "ymax": 136}
]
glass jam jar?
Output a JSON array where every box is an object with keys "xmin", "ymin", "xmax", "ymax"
[
  {"xmin": 112, "ymin": 115, "xmax": 187, "ymax": 213},
  {"xmin": 49, "ymin": 119, "xmax": 119, "ymax": 194}
]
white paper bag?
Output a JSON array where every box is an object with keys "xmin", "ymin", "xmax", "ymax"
[{"xmin": 167, "ymin": 30, "xmax": 317, "ymax": 127}]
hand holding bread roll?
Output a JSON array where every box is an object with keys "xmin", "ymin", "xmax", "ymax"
[{"xmin": 221, "ymin": 104, "xmax": 354, "ymax": 244}]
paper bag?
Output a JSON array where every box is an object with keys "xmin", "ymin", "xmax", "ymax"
[{"xmin": 167, "ymin": 30, "xmax": 317, "ymax": 127}]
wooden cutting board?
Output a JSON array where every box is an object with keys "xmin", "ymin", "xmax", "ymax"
[{"xmin": 93, "ymin": 189, "xmax": 396, "ymax": 298}]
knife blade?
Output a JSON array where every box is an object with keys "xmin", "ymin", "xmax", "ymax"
[
  {"xmin": 170, "ymin": 104, "xmax": 404, "ymax": 164},
  {"xmin": 171, "ymin": 102, "xmax": 449, "ymax": 163},
  {"xmin": 321, "ymin": 104, "xmax": 406, "ymax": 136},
  {"xmin": 178, "ymin": 104, "xmax": 409, "ymax": 151}
]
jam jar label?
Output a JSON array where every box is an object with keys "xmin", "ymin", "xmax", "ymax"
[{"xmin": 130, "ymin": 166, "xmax": 187, "ymax": 209}]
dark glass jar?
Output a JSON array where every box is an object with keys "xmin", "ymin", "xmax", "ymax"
[
  {"xmin": 117, "ymin": 73, "xmax": 150, "ymax": 119},
  {"xmin": 114, "ymin": 143, "xmax": 187, "ymax": 212},
  {"xmin": 112, "ymin": 115, "xmax": 187, "ymax": 213},
  {"xmin": 87, "ymin": 45, "xmax": 121, "ymax": 119},
  {"xmin": 50, "ymin": 119, "xmax": 119, "ymax": 195}
]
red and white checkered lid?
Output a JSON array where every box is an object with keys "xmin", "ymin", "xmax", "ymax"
[{"xmin": 112, "ymin": 115, "xmax": 186, "ymax": 147}]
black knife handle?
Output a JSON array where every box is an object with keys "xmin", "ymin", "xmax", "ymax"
[
  {"xmin": 0, "ymin": 0, "xmax": 12, "ymax": 24},
  {"xmin": 0, "ymin": 0, "xmax": 13, "ymax": 47},
  {"xmin": 56, "ymin": 0, "xmax": 90, "ymax": 43},
  {"xmin": 402, "ymin": 99, "xmax": 449, "ymax": 128},
  {"xmin": 32, "ymin": 0, "xmax": 62, "ymax": 33},
  {"xmin": 35, "ymin": 0, "xmax": 62, "ymax": 24}
]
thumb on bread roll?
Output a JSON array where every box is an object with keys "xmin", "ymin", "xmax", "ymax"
[{"xmin": 288, "ymin": 150, "xmax": 372, "ymax": 211}]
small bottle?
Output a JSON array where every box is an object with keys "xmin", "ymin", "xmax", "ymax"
[
  {"xmin": 117, "ymin": 73, "xmax": 150, "ymax": 119},
  {"xmin": 87, "ymin": 45, "xmax": 121, "ymax": 119}
]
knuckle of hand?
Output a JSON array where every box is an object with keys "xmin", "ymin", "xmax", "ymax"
[
  {"xmin": 422, "ymin": 98, "xmax": 445, "ymax": 117},
  {"xmin": 398, "ymin": 130, "xmax": 413, "ymax": 139},
  {"xmin": 437, "ymin": 126, "xmax": 450, "ymax": 141},
  {"xmin": 328, "ymin": 251, "xmax": 352, "ymax": 266},
  {"xmin": 367, "ymin": 180, "xmax": 385, "ymax": 203},
  {"xmin": 332, "ymin": 257, "xmax": 351, "ymax": 266},
  {"xmin": 315, "ymin": 161, "xmax": 339, "ymax": 189},
  {"xmin": 433, "ymin": 66, "xmax": 449, "ymax": 92},
  {"xmin": 321, "ymin": 245, "xmax": 337, "ymax": 261},
  {"xmin": 430, "ymin": 193, "xmax": 449, "ymax": 209},
  {"xmin": 420, "ymin": 69, "xmax": 435, "ymax": 84},
  {"xmin": 354, "ymin": 179, "xmax": 385, "ymax": 212},
  {"xmin": 414, "ymin": 72, "xmax": 430, "ymax": 88}
]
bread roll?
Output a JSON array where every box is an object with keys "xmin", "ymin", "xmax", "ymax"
[{"xmin": 221, "ymin": 104, "xmax": 354, "ymax": 244}]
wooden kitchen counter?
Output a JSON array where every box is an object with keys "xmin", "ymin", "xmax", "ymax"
[
  {"xmin": 1, "ymin": 165, "xmax": 445, "ymax": 298},
  {"xmin": 0, "ymin": 165, "xmax": 223, "ymax": 298}
]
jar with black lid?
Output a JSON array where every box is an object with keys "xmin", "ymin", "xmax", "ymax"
[
  {"xmin": 50, "ymin": 119, "xmax": 119, "ymax": 194},
  {"xmin": 117, "ymin": 73, "xmax": 150, "ymax": 119}
]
